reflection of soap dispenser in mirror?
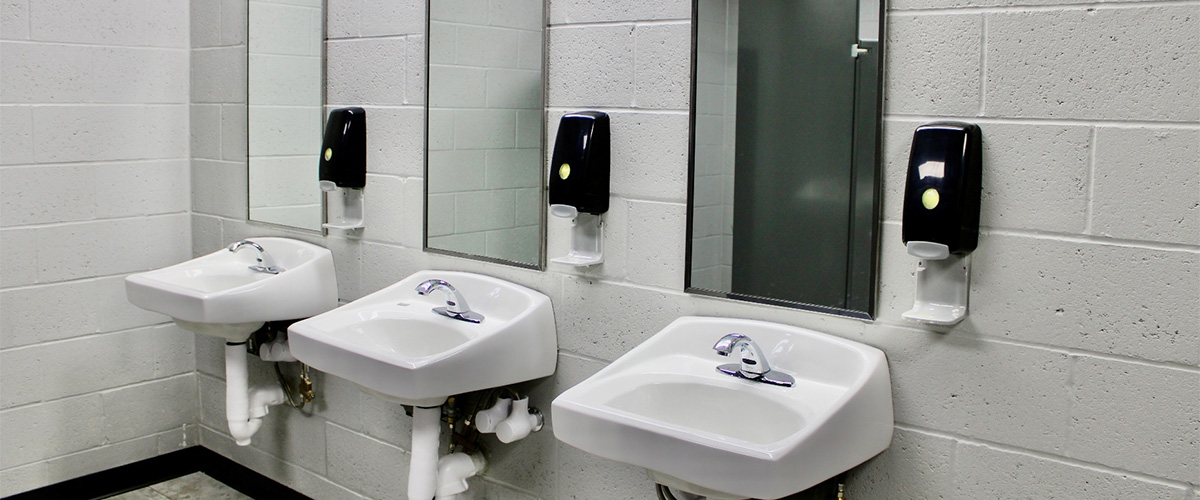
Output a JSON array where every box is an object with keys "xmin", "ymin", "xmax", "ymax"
[
  {"xmin": 320, "ymin": 107, "xmax": 366, "ymax": 230},
  {"xmin": 549, "ymin": 111, "xmax": 610, "ymax": 266},
  {"xmin": 902, "ymin": 121, "xmax": 982, "ymax": 325}
]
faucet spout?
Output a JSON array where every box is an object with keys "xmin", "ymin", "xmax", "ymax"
[
  {"xmin": 415, "ymin": 279, "xmax": 484, "ymax": 323},
  {"xmin": 712, "ymin": 333, "xmax": 794, "ymax": 387},
  {"xmin": 228, "ymin": 240, "xmax": 283, "ymax": 274}
]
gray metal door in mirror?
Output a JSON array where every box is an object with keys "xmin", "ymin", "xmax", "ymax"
[
  {"xmin": 424, "ymin": 0, "xmax": 547, "ymax": 269},
  {"xmin": 687, "ymin": 0, "xmax": 884, "ymax": 318},
  {"xmin": 246, "ymin": 0, "xmax": 325, "ymax": 231}
]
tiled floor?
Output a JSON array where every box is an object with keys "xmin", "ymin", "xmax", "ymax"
[{"xmin": 108, "ymin": 472, "xmax": 252, "ymax": 500}]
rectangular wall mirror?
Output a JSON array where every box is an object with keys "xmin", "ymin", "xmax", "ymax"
[
  {"xmin": 424, "ymin": 0, "xmax": 547, "ymax": 269},
  {"xmin": 686, "ymin": 0, "xmax": 884, "ymax": 318},
  {"xmin": 247, "ymin": 0, "xmax": 325, "ymax": 231}
]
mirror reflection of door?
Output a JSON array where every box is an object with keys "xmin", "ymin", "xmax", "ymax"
[
  {"xmin": 688, "ymin": 0, "xmax": 882, "ymax": 316},
  {"xmin": 734, "ymin": 0, "xmax": 857, "ymax": 305}
]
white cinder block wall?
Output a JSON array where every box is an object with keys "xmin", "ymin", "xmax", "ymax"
[
  {"xmin": 0, "ymin": 0, "xmax": 198, "ymax": 495},
  {"xmin": 188, "ymin": 0, "xmax": 1200, "ymax": 498}
]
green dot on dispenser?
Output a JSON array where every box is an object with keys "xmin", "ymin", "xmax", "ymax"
[
  {"xmin": 324, "ymin": 148, "xmax": 333, "ymax": 161},
  {"xmin": 559, "ymin": 163, "xmax": 571, "ymax": 180},
  {"xmin": 921, "ymin": 188, "xmax": 940, "ymax": 210}
]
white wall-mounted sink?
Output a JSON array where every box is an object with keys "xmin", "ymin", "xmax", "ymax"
[
  {"xmin": 552, "ymin": 316, "xmax": 893, "ymax": 500},
  {"xmin": 288, "ymin": 270, "xmax": 557, "ymax": 407},
  {"xmin": 125, "ymin": 237, "xmax": 339, "ymax": 341}
]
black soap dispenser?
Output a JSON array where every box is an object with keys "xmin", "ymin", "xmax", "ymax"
[
  {"xmin": 548, "ymin": 111, "xmax": 610, "ymax": 266},
  {"xmin": 319, "ymin": 107, "xmax": 366, "ymax": 230},
  {"xmin": 902, "ymin": 121, "xmax": 982, "ymax": 259},
  {"xmin": 901, "ymin": 121, "xmax": 982, "ymax": 325}
]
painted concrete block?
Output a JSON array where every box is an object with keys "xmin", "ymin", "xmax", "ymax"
[
  {"xmin": 1067, "ymin": 355, "xmax": 1200, "ymax": 481},
  {"xmin": 192, "ymin": 159, "xmax": 249, "ymax": 218},
  {"xmin": 0, "ymin": 228, "xmax": 38, "ymax": 287},
  {"xmin": 191, "ymin": 105, "xmax": 222, "ymax": 160},
  {"xmin": 29, "ymin": 0, "xmax": 186, "ymax": 48},
  {"xmin": 884, "ymin": 14, "xmax": 982, "ymax": 116},
  {"xmin": 549, "ymin": 0, "xmax": 691, "ymax": 25},
  {"xmin": 220, "ymin": 104, "xmax": 248, "ymax": 161},
  {"xmin": 407, "ymin": 35, "xmax": 426, "ymax": 106},
  {"xmin": 969, "ymin": 234, "xmax": 1199, "ymax": 365},
  {"xmin": 192, "ymin": 47, "xmax": 247, "ymax": 104},
  {"xmin": 93, "ymin": 47, "xmax": 189, "ymax": 104},
  {"xmin": 101, "ymin": 374, "xmax": 198, "ymax": 444},
  {"xmin": 94, "ymin": 160, "xmax": 190, "ymax": 219},
  {"xmin": 0, "ymin": 394, "xmax": 105, "ymax": 469},
  {"xmin": 326, "ymin": 38, "xmax": 408, "ymax": 106},
  {"xmin": 608, "ymin": 112, "xmax": 690, "ymax": 202},
  {"xmin": 986, "ymin": 6, "xmax": 1200, "ymax": 121},
  {"xmin": 1, "ymin": 0, "xmax": 30, "ymax": 40},
  {"xmin": 547, "ymin": 25, "xmax": 635, "ymax": 108},
  {"xmin": 364, "ymin": 107, "xmax": 425, "ymax": 178},
  {"xmin": 361, "ymin": 174, "xmax": 406, "ymax": 245},
  {"xmin": 190, "ymin": 0, "xmax": 221, "ymax": 48},
  {"xmin": 1092, "ymin": 127, "xmax": 1199, "ymax": 245},
  {"xmin": 626, "ymin": 199, "xmax": 687, "ymax": 289},
  {"xmin": 326, "ymin": 423, "xmax": 410, "ymax": 500},
  {"xmin": 558, "ymin": 276, "xmax": 691, "ymax": 361},
  {"xmin": 0, "ymin": 279, "xmax": 100, "ymax": 348},
  {"xmin": 0, "ymin": 42, "xmax": 94, "ymax": 104},
  {"xmin": 633, "ymin": 23, "xmax": 692, "ymax": 110},
  {"xmin": 955, "ymin": 441, "xmax": 1190, "ymax": 499},
  {"xmin": 885, "ymin": 330, "xmax": 1072, "ymax": 453},
  {"xmin": 0, "ymin": 105, "xmax": 33, "ymax": 165},
  {"xmin": 0, "ymin": 348, "xmax": 42, "ymax": 409},
  {"xmin": 846, "ymin": 428, "xmax": 956, "ymax": 500},
  {"xmin": 0, "ymin": 165, "xmax": 95, "ymax": 227}
]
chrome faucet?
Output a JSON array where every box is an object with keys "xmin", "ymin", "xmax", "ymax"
[
  {"xmin": 414, "ymin": 279, "xmax": 484, "ymax": 324},
  {"xmin": 228, "ymin": 240, "xmax": 283, "ymax": 274},
  {"xmin": 713, "ymin": 333, "xmax": 794, "ymax": 387}
]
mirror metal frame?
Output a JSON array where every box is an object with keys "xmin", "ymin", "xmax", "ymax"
[
  {"xmin": 244, "ymin": 0, "xmax": 329, "ymax": 235},
  {"xmin": 683, "ymin": 0, "xmax": 886, "ymax": 320},
  {"xmin": 421, "ymin": 0, "xmax": 549, "ymax": 270}
]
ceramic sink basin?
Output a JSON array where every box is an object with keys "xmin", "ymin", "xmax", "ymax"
[
  {"xmin": 125, "ymin": 237, "xmax": 338, "ymax": 341},
  {"xmin": 551, "ymin": 316, "xmax": 893, "ymax": 500},
  {"xmin": 287, "ymin": 270, "xmax": 557, "ymax": 407}
]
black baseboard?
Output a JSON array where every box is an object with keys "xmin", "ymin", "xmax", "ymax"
[{"xmin": 3, "ymin": 447, "xmax": 311, "ymax": 500}]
